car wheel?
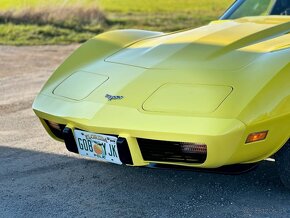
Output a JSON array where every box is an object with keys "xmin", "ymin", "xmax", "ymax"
[{"xmin": 275, "ymin": 140, "xmax": 290, "ymax": 189}]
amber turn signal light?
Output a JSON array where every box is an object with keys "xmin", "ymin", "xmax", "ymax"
[
  {"xmin": 180, "ymin": 142, "xmax": 207, "ymax": 154},
  {"xmin": 246, "ymin": 131, "xmax": 268, "ymax": 144},
  {"xmin": 44, "ymin": 120, "xmax": 66, "ymax": 139},
  {"xmin": 46, "ymin": 120, "xmax": 63, "ymax": 131}
]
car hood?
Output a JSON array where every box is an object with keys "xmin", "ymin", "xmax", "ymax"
[
  {"xmin": 36, "ymin": 16, "xmax": 290, "ymax": 119},
  {"xmin": 105, "ymin": 16, "xmax": 290, "ymax": 70}
]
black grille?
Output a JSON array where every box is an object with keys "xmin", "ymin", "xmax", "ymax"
[{"xmin": 138, "ymin": 138, "xmax": 207, "ymax": 164}]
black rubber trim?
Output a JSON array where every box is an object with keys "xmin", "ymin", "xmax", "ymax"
[
  {"xmin": 117, "ymin": 137, "xmax": 133, "ymax": 165},
  {"xmin": 62, "ymin": 127, "xmax": 79, "ymax": 154}
]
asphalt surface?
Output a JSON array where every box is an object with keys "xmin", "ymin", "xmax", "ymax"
[{"xmin": 0, "ymin": 45, "xmax": 290, "ymax": 218}]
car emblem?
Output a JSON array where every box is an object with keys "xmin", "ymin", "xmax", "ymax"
[{"xmin": 105, "ymin": 94, "xmax": 124, "ymax": 101}]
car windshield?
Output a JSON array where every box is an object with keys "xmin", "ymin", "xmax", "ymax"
[{"xmin": 221, "ymin": 0, "xmax": 290, "ymax": 19}]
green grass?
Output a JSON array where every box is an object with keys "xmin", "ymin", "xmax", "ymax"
[
  {"xmin": 0, "ymin": 23, "xmax": 99, "ymax": 45},
  {"xmin": 0, "ymin": 0, "xmax": 234, "ymax": 45},
  {"xmin": 99, "ymin": 0, "xmax": 233, "ymax": 13}
]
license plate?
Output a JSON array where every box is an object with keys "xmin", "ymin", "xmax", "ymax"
[{"xmin": 74, "ymin": 129, "xmax": 122, "ymax": 165}]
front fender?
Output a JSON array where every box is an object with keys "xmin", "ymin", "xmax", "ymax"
[{"xmin": 39, "ymin": 29, "xmax": 163, "ymax": 94}]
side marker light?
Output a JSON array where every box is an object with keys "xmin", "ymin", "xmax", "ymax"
[{"xmin": 246, "ymin": 131, "xmax": 268, "ymax": 144}]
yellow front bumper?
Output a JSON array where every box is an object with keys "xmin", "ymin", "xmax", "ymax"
[{"xmin": 33, "ymin": 93, "xmax": 254, "ymax": 168}]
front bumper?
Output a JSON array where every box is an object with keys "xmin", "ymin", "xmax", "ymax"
[{"xmin": 33, "ymin": 93, "xmax": 247, "ymax": 168}]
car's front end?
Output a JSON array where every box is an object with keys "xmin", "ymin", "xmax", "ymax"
[
  {"xmin": 32, "ymin": 2, "xmax": 290, "ymax": 188},
  {"xmin": 33, "ymin": 14, "xmax": 290, "ymax": 169}
]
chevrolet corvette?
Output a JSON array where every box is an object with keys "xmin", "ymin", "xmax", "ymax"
[{"xmin": 33, "ymin": 0, "xmax": 290, "ymax": 188}]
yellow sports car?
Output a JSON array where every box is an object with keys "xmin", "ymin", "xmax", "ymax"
[{"xmin": 33, "ymin": 0, "xmax": 290, "ymax": 188}]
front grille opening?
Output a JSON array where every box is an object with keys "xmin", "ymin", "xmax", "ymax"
[
  {"xmin": 138, "ymin": 138, "xmax": 207, "ymax": 164},
  {"xmin": 44, "ymin": 120, "xmax": 66, "ymax": 139}
]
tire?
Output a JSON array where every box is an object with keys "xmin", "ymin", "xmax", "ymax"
[{"xmin": 275, "ymin": 140, "xmax": 290, "ymax": 189}]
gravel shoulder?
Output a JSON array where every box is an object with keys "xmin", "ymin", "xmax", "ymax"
[{"xmin": 0, "ymin": 45, "xmax": 289, "ymax": 218}]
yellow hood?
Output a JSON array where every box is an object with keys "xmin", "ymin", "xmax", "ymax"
[{"xmin": 106, "ymin": 16, "xmax": 290, "ymax": 70}]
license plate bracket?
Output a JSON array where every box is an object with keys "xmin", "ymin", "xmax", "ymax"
[{"xmin": 74, "ymin": 129, "xmax": 122, "ymax": 165}]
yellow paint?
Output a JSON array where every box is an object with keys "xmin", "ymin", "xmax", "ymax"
[
  {"xmin": 143, "ymin": 84, "xmax": 233, "ymax": 114},
  {"xmin": 33, "ymin": 16, "xmax": 290, "ymax": 168}
]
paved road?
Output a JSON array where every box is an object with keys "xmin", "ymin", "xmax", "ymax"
[{"xmin": 0, "ymin": 45, "xmax": 289, "ymax": 218}]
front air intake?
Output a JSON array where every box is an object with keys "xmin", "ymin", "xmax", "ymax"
[
  {"xmin": 137, "ymin": 138, "xmax": 207, "ymax": 164},
  {"xmin": 44, "ymin": 120, "xmax": 66, "ymax": 140}
]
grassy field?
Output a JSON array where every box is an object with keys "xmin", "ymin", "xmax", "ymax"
[{"xmin": 0, "ymin": 0, "xmax": 233, "ymax": 45}]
